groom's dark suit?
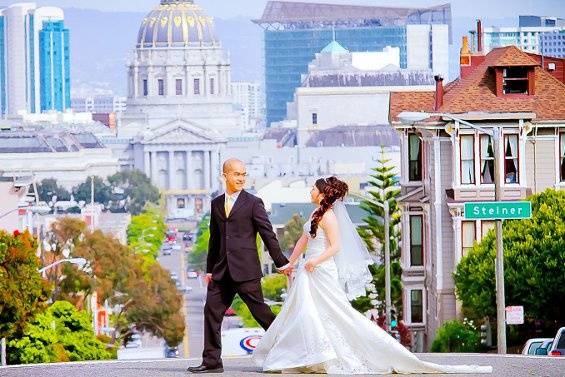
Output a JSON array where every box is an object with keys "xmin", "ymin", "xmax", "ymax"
[{"xmin": 202, "ymin": 189, "xmax": 289, "ymax": 368}]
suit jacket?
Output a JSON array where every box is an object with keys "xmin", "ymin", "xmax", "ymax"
[{"xmin": 206, "ymin": 190, "xmax": 289, "ymax": 282}]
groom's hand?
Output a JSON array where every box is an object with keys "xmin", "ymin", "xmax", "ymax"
[
  {"xmin": 277, "ymin": 264, "xmax": 294, "ymax": 276},
  {"xmin": 203, "ymin": 273, "xmax": 212, "ymax": 284}
]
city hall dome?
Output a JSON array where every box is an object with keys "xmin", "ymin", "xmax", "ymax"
[{"xmin": 136, "ymin": 0, "xmax": 217, "ymax": 48}]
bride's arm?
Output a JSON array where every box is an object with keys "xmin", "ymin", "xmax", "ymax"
[
  {"xmin": 288, "ymin": 233, "xmax": 308, "ymax": 266},
  {"xmin": 306, "ymin": 211, "xmax": 340, "ymax": 270}
]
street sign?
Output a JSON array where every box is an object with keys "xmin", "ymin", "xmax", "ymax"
[
  {"xmin": 464, "ymin": 201, "xmax": 532, "ymax": 220},
  {"xmin": 505, "ymin": 306, "xmax": 524, "ymax": 325}
]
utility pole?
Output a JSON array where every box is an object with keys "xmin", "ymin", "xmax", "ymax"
[
  {"xmin": 384, "ymin": 199, "xmax": 391, "ymax": 333},
  {"xmin": 493, "ymin": 127, "xmax": 507, "ymax": 354}
]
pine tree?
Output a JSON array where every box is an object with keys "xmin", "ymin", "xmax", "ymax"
[{"xmin": 358, "ymin": 145, "xmax": 401, "ymax": 262}]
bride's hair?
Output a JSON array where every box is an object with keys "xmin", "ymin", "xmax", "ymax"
[{"xmin": 310, "ymin": 176, "xmax": 348, "ymax": 238}]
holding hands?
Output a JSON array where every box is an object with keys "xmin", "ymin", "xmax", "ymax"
[{"xmin": 304, "ymin": 259, "xmax": 317, "ymax": 272}]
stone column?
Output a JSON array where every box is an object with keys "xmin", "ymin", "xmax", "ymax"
[
  {"xmin": 150, "ymin": 151, "xmax": 158, "ymax": 187},
  {"xmin": 211, "ymin": 150, "xmax": 219, "ymax": 192},
  {"xmin": 204, "ymin": 150, "xmax": 211, "ymax": 190},
  {"xmin": 168, "ymin": 151, "xmax": 175, "ymax": 190},
  {"xmin": 186, "ymin": 150, "xmax": 193, "ymax": 190},
  {"xmin": 144, "ymin": 151, "xmax": 150, "ymax": 177},
  {"xmin": 133, "ymin": 64, "xmax": 139, "ymax": 98}
]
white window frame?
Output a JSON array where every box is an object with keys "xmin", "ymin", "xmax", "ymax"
[{"xmin": 404, "ymin": 286, "xmax": 426, "ymax": 326}]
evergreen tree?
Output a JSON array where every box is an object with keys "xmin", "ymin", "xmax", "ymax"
[{"xmin": 358, "ymin": 145, "xmax": 401, "ymax": 261}]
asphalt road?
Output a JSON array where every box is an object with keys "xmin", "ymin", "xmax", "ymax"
[{"xmin": 1, "ymin": 354, "xmax": 564, "ymax": 377}]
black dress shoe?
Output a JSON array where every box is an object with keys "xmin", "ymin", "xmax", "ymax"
[{"xmin": 186, "ymin": 364, "xmax": 224, "ymax": 373}]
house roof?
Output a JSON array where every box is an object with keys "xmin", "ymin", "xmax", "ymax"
[
  {"xmin": 389, "ymin": 46, "xmax": 565, "ymax": 122},
  {"xmin": 305, "ymin": 125, "xmax": 400, "ymax": 147}
]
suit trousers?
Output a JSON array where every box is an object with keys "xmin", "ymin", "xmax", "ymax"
[{"xmin": 202, "ymin": 275, "xmax": 275, "ymax": 368}]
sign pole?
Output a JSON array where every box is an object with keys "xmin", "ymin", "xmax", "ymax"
[{"xmin": 493, "ymin": 127, "xmax": 507, "ymax": 354}]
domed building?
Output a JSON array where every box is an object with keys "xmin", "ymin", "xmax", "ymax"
[{"xmin": 119, "ymin": 0, "xmax": 240, "ymax": 219}]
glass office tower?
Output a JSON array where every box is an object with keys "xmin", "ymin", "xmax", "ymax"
[{"xmin": 254, "ymin": 1, "xmax": 451, "ymax": 126}]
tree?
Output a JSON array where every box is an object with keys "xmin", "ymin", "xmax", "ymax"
[
  {"xmin": 36, "ymin": 178, "xmax": 71, "ymax": 203},
  {"xmin": 430, "ymin": 319, "xmax": 480, "ymax": 353},
  {"xmin": 127, "ymin": 207, "xmax": 167, "ymax": 264},
  {"xmin": 358, "ymin": 146, "xmax": 401, "ymax": 260},
  {"xmin": 44, "ymin": 218, "xmax": 185, "ymax": 348},
  {"xmin": 0, "ymin": 230, "xmax": 50, "ymax": 341},
  {"xmin": 279, "ymin": 214, "xmax": 305, "ymax": 253},
  {"xmin": 454, "ymin": 189, "xmax": 565, "ymax": 345},
  {"xmin": 72, "ymin": 176, "xmax": 112, "ymax": 206},
  {"xmin": 107, "ymin": 170, "xmax": 160, "ymax": 215},
  {"xmin": 7, "ymin": 301, "xmax": 115, "ymax": 364},
  {"xmin": 261, "ymin": 274, "xmax": 288, "ymax": 302},
  {"xmin": 352, "ymin": 146, "xmax": 403, "ymax": 316},
  {"xmin": 187, "ymin": 215, "xmax": 211, "ymax": 271}
]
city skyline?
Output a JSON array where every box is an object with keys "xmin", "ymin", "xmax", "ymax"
[{"xmin": 9, "ymin": 0, "xmax": 565, "ymax": 20}]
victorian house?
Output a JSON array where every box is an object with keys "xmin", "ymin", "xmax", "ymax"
[{"xmin": 388, "ymin": 40, "xmax": 565, "ymax": 350}]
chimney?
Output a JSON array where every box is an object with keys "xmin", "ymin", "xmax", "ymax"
[
  {"xmin": 460, "ymin": 36, "xmax": 471, "ymax": 65},
  {"xmin": 434, "ymin": 75, "xmax": 444, "ymax": 111},
  {"xmin": 477, "ymin": 19, "xmax": 483, "ymax": 53}
]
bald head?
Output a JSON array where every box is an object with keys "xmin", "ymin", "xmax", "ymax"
[
  {"xmin": 222, "ymin": 158, "xmax": 245, "ymax": 174},
  {"xmin": 222, "ymin": 158, "xmax": 247, "ymax": 194}
]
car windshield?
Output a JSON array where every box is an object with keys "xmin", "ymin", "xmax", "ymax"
[{"xmin": 528, "ymin": 341, "xmax": 543, "ymax": 354}]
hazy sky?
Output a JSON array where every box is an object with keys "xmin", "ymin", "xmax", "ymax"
[{"xmin": 12, "ymin": 0, "xmax": 565, "ymax": 19}]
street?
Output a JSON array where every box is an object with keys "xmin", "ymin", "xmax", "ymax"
[
  {"xmin": 1, "ymin": 354, "xmax": 564, "ymax": 377},
  {"xmin": 157, "ymin": 240, "xmax": 207, "ymax": 358}
]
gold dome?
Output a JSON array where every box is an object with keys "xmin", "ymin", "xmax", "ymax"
[{"xmin": 136, "ymin": 0, "xmax": 217, "ymax": 48}]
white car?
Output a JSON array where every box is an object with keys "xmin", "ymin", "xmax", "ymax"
[
  {"xmin": 125, "ymin": 333, "xmax": 142, "ymax": 348},
  {"xmin": 521, "ymin": 337, "xmax": 553, "ymax": 355},
  {"xmin": 187, "ymin": 271, "xmax": 198, "ymax": 279}
]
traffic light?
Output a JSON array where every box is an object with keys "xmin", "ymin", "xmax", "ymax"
[{"xmin": 480, "ymin": 322, "xmax": 492, "ymax": 347}]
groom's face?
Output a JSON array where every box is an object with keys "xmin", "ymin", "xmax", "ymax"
[{"xmin": 223, "ymin": 161, "xmax": 247, "ymax": 193}]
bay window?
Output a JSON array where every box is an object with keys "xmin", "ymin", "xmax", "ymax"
[
  {"xmin": 504, "ymin": 134, "xmax": 519, "ymax": 183},
  {"xmin": 480, "ymin": 135, "xmax": 495, "ymax": 184},
  {"xmin": 460, "ymin": 135, "xmax": 475, "ymax": 184}
]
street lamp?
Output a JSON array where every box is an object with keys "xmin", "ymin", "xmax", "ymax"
[
  {"xmin": 362, "ymin": 186, "xmax": 396, "ymax": 333},
  {"xmin": 398, "ymin": 111, "xmax": 506, "ymax": 354},
  {"xmin": 38, "ymin": 257, "xmax": 88, "ymax": 275}
]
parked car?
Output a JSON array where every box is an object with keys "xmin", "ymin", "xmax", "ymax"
[
  {"xmin": 172, "ymin": 244, "xmax": 182, "ymax": 252},
  {"xmin": 548, "ymin": 327, "xmax": 565, "ymax": 356},
  {"xmin": 182, "ymin": 233, "xmax": 193, "ymax": 242},
  {"xmin": 125, "ymin": 333, "xmax": 142, "ymax": 348},
  {"xmin": 534, "ymin": 339, "xmax": 554, "ymax": 356},
  {"xmin": 187, "ymin": 270, "xmax": 198, "ymax": 279},
  {"xmin": 521, "ymin": 338, "xmax": 553, "ymax": 355},
  {"xmin": 170, "ymin": 272, "xmax": 178, "ymax": 281},
  {"xmin": 164, "ymin": 345, "xmax": 179, "ymax": 358}
]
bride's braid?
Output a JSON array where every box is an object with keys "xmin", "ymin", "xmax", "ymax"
[{"xmin": 309, "ymin": 176, "xmax": 349, "ymax": 238}]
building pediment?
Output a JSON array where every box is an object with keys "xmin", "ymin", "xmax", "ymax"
[{"xmin": 140, "ymin": 119, "xmax": 225, "ymax": 145}]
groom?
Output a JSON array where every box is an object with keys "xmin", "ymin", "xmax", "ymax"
[{"xmin": 187, "ymin": 158, "xmax": 293, "ymax": 374}]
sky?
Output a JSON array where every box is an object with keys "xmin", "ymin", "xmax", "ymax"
[{"xmin": 11, "ymin": 0, "xmax": 565, "ymax": 20}]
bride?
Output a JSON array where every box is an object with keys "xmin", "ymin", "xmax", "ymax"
[{"xmin": 252, "ymin": 177, "xmax": 492, "ymax": 374}]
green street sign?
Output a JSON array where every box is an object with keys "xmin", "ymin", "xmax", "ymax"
[{"xmin": 464, "ymin": 201, "xmax": 532, "ymax": 220}]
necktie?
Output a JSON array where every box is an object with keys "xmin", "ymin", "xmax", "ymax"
[{"xmin": 225, "ymin": 195, "xmax": 234, "ymax": 217}]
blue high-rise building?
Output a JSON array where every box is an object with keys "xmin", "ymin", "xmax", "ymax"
[
  {"xmin": 253, "ymin": 1, "xmax": 452, "ymax": 126},
  {"xmin": 0, "ymin": 4, "xmax": 70, "ymax": 117},
  {"xmin": 39, "ymin": 20, "xmax": 71, "ymax": 112}
]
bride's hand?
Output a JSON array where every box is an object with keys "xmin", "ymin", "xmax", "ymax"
[{"xmin": 304, "ymin": 260, "xmax": 316, "ymax": 272}]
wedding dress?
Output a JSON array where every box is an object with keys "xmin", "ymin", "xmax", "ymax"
[{"xmin": 252, "ymin": 219, "xmax": 492, "ymax": 374}]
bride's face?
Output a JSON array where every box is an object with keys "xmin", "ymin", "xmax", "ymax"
[{"xmin": 310, "ymin": 185, "xmax": 323, "ymax": 205}]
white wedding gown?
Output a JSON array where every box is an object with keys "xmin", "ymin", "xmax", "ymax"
[{"xmin": 253, "ymin": 221, "xmax": 492, "ymax": 374}]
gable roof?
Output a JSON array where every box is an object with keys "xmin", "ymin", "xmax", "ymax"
[{"xmin": 390, "ymin": 46, "xmax": 565, "ymax": 122}]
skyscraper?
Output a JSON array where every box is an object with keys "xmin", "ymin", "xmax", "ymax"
[
  {"xmin": 253, "ymin": 1, "xmax": 451, "ymax": 126},
  {"xmin": 0, "ymin": 3, "xmax": 70, "ymax": 117}
]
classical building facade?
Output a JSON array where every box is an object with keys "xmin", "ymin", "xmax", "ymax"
[{"xmin": 116, "ymin": 0, "xmax": 241, "ymax": 218}]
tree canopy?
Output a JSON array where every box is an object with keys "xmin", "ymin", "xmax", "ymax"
[
  {"xmin": 454, "ymin": 189, "xmax": 565, "ymax": 326},
  {"xmin": 0, "ymin": 230, "xmax": 49, "ymax": 340}
]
